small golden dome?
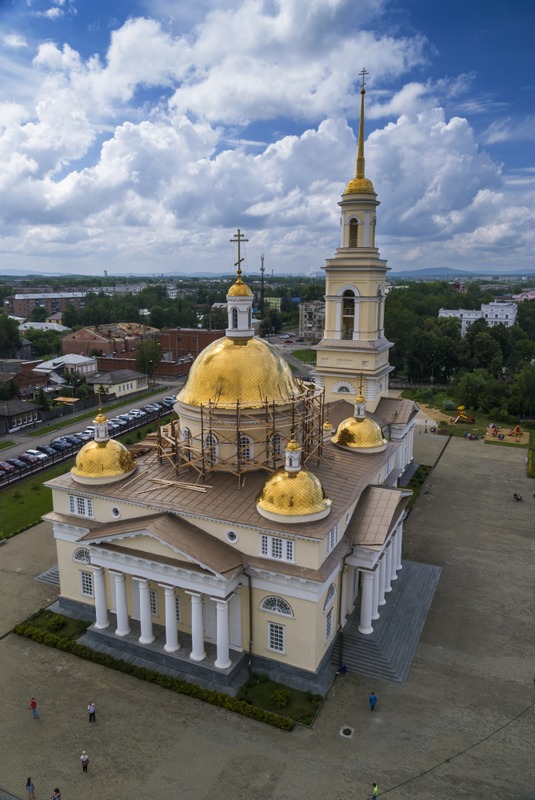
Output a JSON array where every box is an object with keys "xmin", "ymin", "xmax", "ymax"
[
  {"xmin": 257, "ymin": 468, "xmax": 331, "ymax": 521},
  {"xmin": 71, "ymin": 439, "xmax": 136, "ymax": 484},
  {"xmin": 94, "ymin": 411, "xmax": 107, "ymax": 424},
  {"xmin": 331, "ymin": 416, "xmax": 386, "ymax": 452},
  {"xmin": 322, "ymin": 420, "xmax": 333, "ymax": 430},
  {"xmin": 228, "ymin": 277, "xmax": 253, "ymax": 297},
  {"xmin": 177, "ymin": 336, "xmax": 301, "ymax": 409},
  {"xmin": 344, "ymin": 176, "xmax": 375, "ymax": 194},
  {"xmin": 286, "ymin": 438, "xmax": 301, "ymax": 451}
]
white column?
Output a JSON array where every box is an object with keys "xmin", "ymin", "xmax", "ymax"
[
  {"xmin": 187, "ymin": 592, "xmax": 206, "ymax": 662},
  {"xmin": 372, "ymin": 567, "xmax": 380, "ymax": 620},
  {"xmin": 161, "ymin": 585, "xmax": 179, "ymax": 653},
  {"xmin": 137, "ymin": 579, "xmax": 155, "ymax": 644},
  {"xmin": 358, "ymin": 571, "xmax": 374, "ymax": 635},
  {"xmin": 385, "ymin": 544, "xmax": 393, "ymax": 593},
  {"xmin": 93, "ymin": 567, "xmax": 109, "ymax": 629},
  {"xmin": 396, "ymin": 527, "xmax": 403, "ymax": 570},
  {"xmin": 378, "ymin": 556, "xmax": 387, "ymax": 606},
  {"xmin": 390, "ymin": 535, "xmax": 398, "ymax": 582},
  {"xmin": 213, "ymin": 598, "xmax": 231, "ymax": 669},
  {"xmin": 112, "ymin": 572, "xmax": 130, "ymax": 637}
]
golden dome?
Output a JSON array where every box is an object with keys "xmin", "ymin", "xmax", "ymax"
[
  {"xmin": 286, "ymin": 438, "xmax": 301, "ymax": 451},
  {"xmin": 71, "ymin": 439, "xmax": 136, "ymax": 484},
  {"xmin": 322, "ymin": 420, "xmax": 333, "ymax": 430},
  {"xmin": 177, "ymin": 336, "xmax": 302, "ymax": 409},
  {"xmin": 257, "ymin": 468, "xmax": 331, "ymax": 521},
  {"xmin": 331, "ymin": 416, "xmax": 386, "ymax": 452},
  {"xmin": 228, "ymin": 277, "xmax": 253, "ymax": 297},
  {"xmin": 344, "ymin": 176, "xmax": 375, "ymax": 194}
]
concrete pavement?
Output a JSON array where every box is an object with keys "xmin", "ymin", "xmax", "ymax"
[{"xmin": 0, "ymin": 432, "xmax": 533, "ymax": 799}]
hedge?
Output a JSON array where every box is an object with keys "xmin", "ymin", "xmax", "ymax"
[{"xmin": 13, "ymin": 621, "xmax": 294, "ymax": 731}]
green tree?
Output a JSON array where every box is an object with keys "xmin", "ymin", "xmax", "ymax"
[
  {"xmin": 0, "ymin": 313, "xmax": 22, "ymax": 357},
  {"xmin": 135, "ymin": 339, "xmax": 163, "ymax": 383},
  {"xmin": 36, "ymin": 386, "xmax": 50, "ymax": 410},
  {"xmin": 61, "ymin": 302, "xmax": 79, "ymax": 329},
  {"xmin": 29, "ymin": 306, "xmax": 48, "ymax": 322},
  {"xmin": 508, "ymin": 365, "xmax": 535, "ymax": 416}
]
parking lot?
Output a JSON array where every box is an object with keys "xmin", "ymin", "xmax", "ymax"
[{"xmin": 0, "ymin": 390, "xmax": 180, "ymax": 489}]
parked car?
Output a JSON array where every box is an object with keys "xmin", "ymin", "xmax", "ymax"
[
  {"xmin": 6, "ymin": 457, "xmax": 27, "ymax": 469},
  {"xmin": 50, "ymin": 439, "xmax": 71, "ymax": 452},
  {"xmin": 118, "ymin": 413, "xmax": 135, "ymax": 422},
  {"xmin": 163, "ymin": 396, "xmax": 176, "ymax": 405},
  {"xmin": 35, "ymin": 445, "xmax": 57, "ymax": 457},
  {"xmin": 25, "ymin": 448, "xmax": 49, "ymax": 461},
  {"xmin": 63, "ymin": 435, "xmax": 83, "ymax": 446},
  {"xmin": 110, "ymin": 417, "xmax": 128, "ymax": 427},
  {"xmin": 19, "ymin": 453, "xmax": 38, "ymax": 464},
  {"xmin": 107, "ymin": 421, "xmax": 120, "ymax": 432},
  {"xmin": 0, "ymin": 460, "xmax": 15, "ymax": 473},
  {"xmin": 129, "ymin": 408, "xmax": 147, "ymax": 418},
  {"xmin": 74, "ymin": 432, "xmax": 92, "ymax": 442}
]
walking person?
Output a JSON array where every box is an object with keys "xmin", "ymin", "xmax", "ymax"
[
  {"xmin": 88, "ymin": 701, "xmax": 96, "ymax": 722},
  {"xmin": 28, "ymin": 697, "xmax": 40, "ymax": 719},
  {"xmin": 25, "ymin": 777, "xmax": 36, "ymax": 799},
  {"xmin": 50, "ymin": 789, "xmax": 61, "ymax": 800},
  {"xmin": 80, "ymin": 751, "xmax": 90, "ymax": 772},
  {"xmin": 372, "ymin": 782, "xmax": 378, "ymax": 797},
  {"xmin": 369, "ymin": 691, "xmax": 377, "ymax": 712}
]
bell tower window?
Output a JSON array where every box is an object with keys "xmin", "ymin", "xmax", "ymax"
[
  {"xmin": 342, "ymin": 290, "xmax": 356, "ymax": 340},
  {"xmin": 349, "ymin": 218, "xmax": 358, "ymax": 247},
  {"xmin": 232, "ymin": 307, "xmax": 238, "ymax": 329}
]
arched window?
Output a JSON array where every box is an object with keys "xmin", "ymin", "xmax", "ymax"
[
  {"xmin": 238, "ymin": 434, "xmax": 252, "ymax": 463},
  {"xmin": 323, "ymin": 583, "xmax": 337, "ymax": 611},
  {"xmin": 271, "ymin": 433, "xmax": 282, "ymax": 458},
  {"xmin": 333, "ymin": 381, "xmax": 356, "ymax": 394},
  {"xmin": 232, "ymin": 307, "xmax": 238, "ymax": 329},
  {"xmin": 248, "ymin": 307, "xmax": 252, "ymax": 327},
  {"xmin": 205, "ymin": 432, "xmax": 218, "ymax": 464},
  {"xmin": 349, "ymin": 218, "xmax": 359, "ymax": 247},
  {"xmin": 261, "ymin": 596, "xmax": 294, "ymax": 617},
  {"xmin": 342, "ymin": 290, "xmax": 355, "ymax": 339},
  {"xmin": 182, "ymin": 427, "xmax": 191, "ymax": 442},
  {"xmin": 73, "ymin": 547, "xmax": 90, "ymax": 564}
]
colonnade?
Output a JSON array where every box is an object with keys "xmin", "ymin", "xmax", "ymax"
[
  {"xmin": 91, "ymin": 568, "xmax": 232, "ymax": 670},
  {"xmin": 358, "ymin": 528, "xmax": 403, "ymax": 635}
]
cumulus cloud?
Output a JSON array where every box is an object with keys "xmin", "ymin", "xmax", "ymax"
[{"xmin": 0, "ymin": 0, "xmax": 532, "ymax": 273}]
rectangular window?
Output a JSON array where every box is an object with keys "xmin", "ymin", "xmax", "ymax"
[
  {"xmin": 149, "ymin": 589, "xmax": 157, "ymax": 616},
  {"xmin": 268, "ymin": 622, "xmax": 285, "ymax": 653},
  {"xmin": 175, "ymin": 596, "xmax": 181, "ymax": 623},
  {"xmin": 69, "ymin": 495, "xmax": 93, "ymax": 517},
  {"xmin": 80, "ymin": 571, "xmax": 93, "ymax": 597},
  {"xmin": 260, "ymin": 535, "xmax": 294, "ymax": 562},
  {"xmin": 326, "ymin": 608, "xmax": 333, "ymax": 640},
  {"xmin": 327, "ymin": 524, "xmax": 339, "ymax": 554}
]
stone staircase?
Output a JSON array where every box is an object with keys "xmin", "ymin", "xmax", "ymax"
[
  {"xmin": 331, "ymin": 560, "xmax": 441, "ymax": 684},
  {"xmin": 36, "ymin": 565, "xmax": 60, "ymax": 586}
]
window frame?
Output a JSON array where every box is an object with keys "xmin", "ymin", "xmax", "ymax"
[
  {"xmin": 80, "ymin": 570, "xmax": 94, "ymax": 597},
  {"xmin": 260, "ymin": 534, "xmax": 295, "ymax": 562},
  {"xmin": 69, "ymin": 495, "xmax": 93, "ymax": 518},
  {"xmin": 260, "ymin": 596, "xmax": 294, "ymax": 617},
  {"xmin": 267, "ymin": 621, "xmax": 286, "ymax": 653}
]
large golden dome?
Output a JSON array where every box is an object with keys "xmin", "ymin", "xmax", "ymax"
[
  {"xmin": 257, "ymin": 468, "xmax": 331, "ymax": 522},
  {"xmin": 177, "ymin": 336, "xmax": 302, "ymax": 409},
  {"xmin": 71, "ymin": 439, "xmax": 136, "ymax": 485},
  {"xmin": 331, "ymin": 416, "xmax": 386, "ymax": 452}
]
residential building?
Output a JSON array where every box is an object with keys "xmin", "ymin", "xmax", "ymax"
[
  {"xmin": 438, "ymin": 301, "xmax": 518, "ymax": 336},
  {"xmin": 299, "ymin": 301, "xmax": 325, "ymax": 341},
  {"xmin": 4, "ymin": 292, "xmax": 86, "ymax": 318}
]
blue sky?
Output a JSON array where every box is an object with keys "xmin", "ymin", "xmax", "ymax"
[{"xmin": 0, "ymin": 0, "xmax": 533, "ymax": 276}]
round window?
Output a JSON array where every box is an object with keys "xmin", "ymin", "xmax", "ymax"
[
  {"xmin": 111, "ymin": 507, "xmax": 121, "ymax": 519},
  {"xmin": 226, "ymin": 530, "xmax": 238, "ymax": 543}
]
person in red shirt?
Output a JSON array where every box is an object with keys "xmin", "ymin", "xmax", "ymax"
[{"xmin": 28, "ymin": 697, "xmax": 39, "ymax": 720}]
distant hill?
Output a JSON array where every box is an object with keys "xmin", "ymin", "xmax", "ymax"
[{"xmin": 389, "ymin": 267, "xmax": 535, "ymax": 279}]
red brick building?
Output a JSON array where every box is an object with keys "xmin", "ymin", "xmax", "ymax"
[{"xmin": 159, "ymin": 328, "xmax": 224, "ymax": 361}]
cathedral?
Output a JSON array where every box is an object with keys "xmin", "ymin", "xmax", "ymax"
[{"xmin": 44, "ymin": 77, "xmax": 418, "ymax": 686}]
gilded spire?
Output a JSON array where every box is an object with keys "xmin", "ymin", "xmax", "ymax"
[
  {"xmin": 227, "ymin": 228, "xmax": 253, "ymax": 297},
  {"xmin": 344, "ymin": 68, "xmax": 375, "ymax": 195}
]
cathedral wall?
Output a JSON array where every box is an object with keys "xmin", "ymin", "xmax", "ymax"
[{"xmin": 250, "ymin": 587, "xmax": 320, "ymax": 671}]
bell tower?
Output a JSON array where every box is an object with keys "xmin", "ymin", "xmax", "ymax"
[{"xmin": 314, "ymin": 69, "xmax": 393, "ymax": 411}]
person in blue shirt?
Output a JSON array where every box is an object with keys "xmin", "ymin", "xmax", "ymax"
[{"xmin": 369, "ymin": 691, "xmax": 377, "ymax": 711}]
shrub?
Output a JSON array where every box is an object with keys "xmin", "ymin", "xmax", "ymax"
[
  {"xmin": 13, "ymin": 620, "xmax": 294, "ymax": 731},
  {"xmin": 442, "ymin": 399, "xmax": 456, "ymax": 412},
  {"xmin": 47, "ymin": 615, "xmax": 65, "ymax": 632},
  {"xmin": 272, "ymin": 688, "xmax": 291, "ymax": 708}
]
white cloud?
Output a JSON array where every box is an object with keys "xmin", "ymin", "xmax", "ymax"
[{"xmin": 3, "ymin": 34, "xmax": 28, "ymax": 48}]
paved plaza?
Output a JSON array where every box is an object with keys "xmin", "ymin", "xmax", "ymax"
[{"xmin": 0, "ymin": 433, "xmax": 533, "ymax": 800}]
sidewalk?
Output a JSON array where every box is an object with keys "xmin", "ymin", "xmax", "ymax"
[{"xmin": 0, "ymin": 432, "xmax": 533, "ymax": 799}]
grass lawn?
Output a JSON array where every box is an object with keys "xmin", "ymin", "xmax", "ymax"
[
  {"xmin": 291, "ymin": 348, "xmax": 316, "ymax": 365},
  {"xmin": 27, "ymin": 608, "xmax": 89, "ymax": 640},
  {"xmin": 236, "ymin": 673, "xmax": 322, "ymax": 725},
  {"xmin": 0, "ymin": 440, "xmax": 16, "ymax": 450}
]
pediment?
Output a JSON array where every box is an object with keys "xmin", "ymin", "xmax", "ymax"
[{"xmin": 79, "ymin": 513, "xmax": 243, "ymax": 579}]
